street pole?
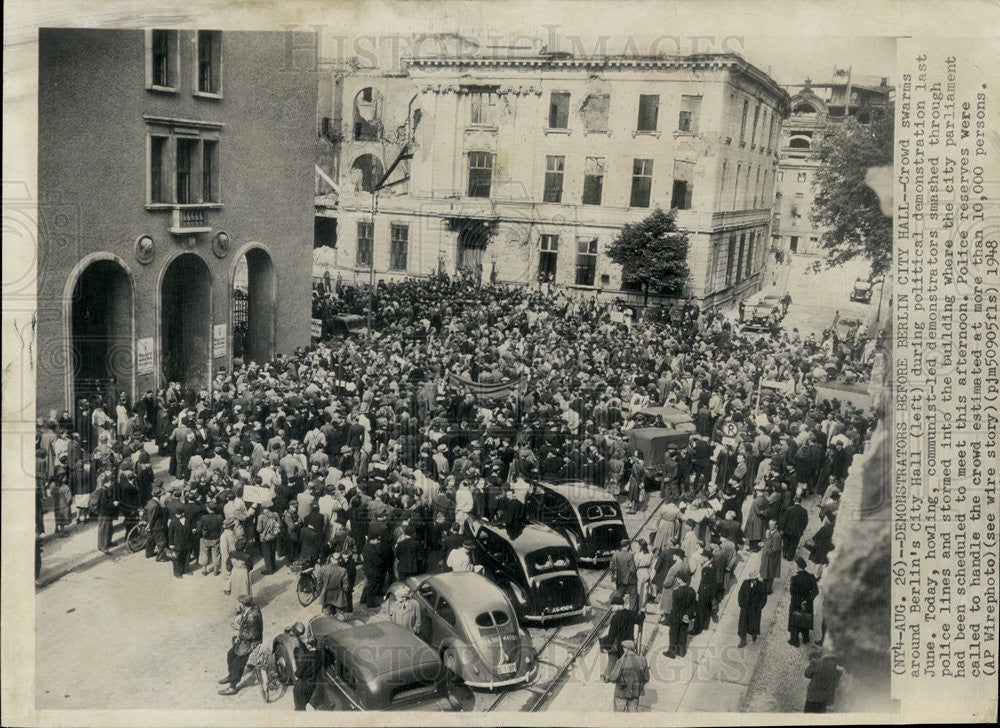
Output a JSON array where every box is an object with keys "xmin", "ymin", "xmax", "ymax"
[
  {"xmin": 875, "ymin": 275, "xmax": 886, "ymax": 323},
  {"xmin": 368, "ymin": 189, "xmax": 377, "ymax": 341}
]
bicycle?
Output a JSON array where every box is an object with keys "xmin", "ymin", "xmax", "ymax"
[
  {"xmin": 126, "ymin": 515, "xmax": 150, "ymax": 553},
  {"xmin": 296, "ymin": 566, "xmax": 321, "ymax": 607}
]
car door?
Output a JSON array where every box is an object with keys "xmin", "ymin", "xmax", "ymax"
[
  {"xmin": 431, "ymin": 594, "xmax": 459, "ymax": 645},
  {"xmin": 415, "ymin": 582, "xmax": 437, "ymax": 644},
  {"xmin": 475, "ymin": 528, "xmax": 503, "ymax": 581}
]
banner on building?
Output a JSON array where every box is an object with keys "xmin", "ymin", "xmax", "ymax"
[
  {"xmin": 136, "ymin": 337, "xmax": 154, "ymax": 376},
  {"xmin": 447, "ymin": 372, "xmax": 528, "ymax": 401}
]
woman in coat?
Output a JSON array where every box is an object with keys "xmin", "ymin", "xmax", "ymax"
[
  {"xmin": 743, "ymin": 486, "xmax": 769, "ymax": 550},
  {"xmin": 758, "ymin": 521, "xmax": 782, "ymax": 593},
  {"xmin": 737, "ymin": 572, "xmax": 768, "ymax": 647},
  {"xmin": 657, "ymin": 550, "xmax": 691, "ymax": 624}
]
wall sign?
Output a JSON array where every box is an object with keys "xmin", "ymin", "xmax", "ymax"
[
  {"xmin": 136, "ymin": 337, "xmax": 155, "ymax": 375},
  {"xmin": 213, "ymin": 324, "xmax": 227, "ymax": 358}
]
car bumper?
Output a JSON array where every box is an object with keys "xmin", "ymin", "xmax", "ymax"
[
  {"xmin": 463, "ymin": 664, "xmax": 538, "ymax": 690},
  {"xmin": 523, "ymin": 605, "xmax": 590, "ymax": 623}
]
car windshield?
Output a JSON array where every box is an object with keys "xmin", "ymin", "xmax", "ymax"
[
  {"xmin": 580, "ymin": 501, "xmax": 621, "ymax": 523},
  {"xmin": 525, "ymin": 547, "xmax": 575, "ymax": 575}
]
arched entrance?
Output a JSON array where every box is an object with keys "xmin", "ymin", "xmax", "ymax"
[
  {"xmin": 231, "ymin": 245, "xmax": 275, "ymax": 365},
  {"xmin": 69, "ymin": 257, "xmax": 134, "ymax": 412},
  {"xmin": 160, "ymin": 253, "xmax": 212, "ymax": 392}
]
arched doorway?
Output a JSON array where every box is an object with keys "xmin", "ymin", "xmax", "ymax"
[
  {"xmin": 69, "ymin": 257, "xmax": 134, "ymax": 413},
  {"xmin": 231, "ymin": 245, "xmax": 275, "ymax": 365},
  {"xmin": 160, "ymin": 253, "xmax": 212, "ymax": 392}
]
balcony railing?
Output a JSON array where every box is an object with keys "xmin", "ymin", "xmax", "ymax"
[{"xmin": 168, "ymin": 206, "xmax": 213, "ymax": 235}]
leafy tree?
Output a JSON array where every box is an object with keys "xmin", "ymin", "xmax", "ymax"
[
  {"xmin": 607, "ymin": 208, "xmax": 690, "ymax": 302},
  {"xmin": 811, "ymin": 109, "xmax": 893, "ymax": 276}
]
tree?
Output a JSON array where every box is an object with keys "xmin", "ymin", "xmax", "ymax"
[
  {"xmin": 811, "ymin": 108, "xmax": 893, "ymax": 277},
  {"xmin": 606, "ymin": 208, "xmax": 690, "ymax": 303}
]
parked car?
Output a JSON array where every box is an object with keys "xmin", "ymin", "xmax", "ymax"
[
  {"xmin": 272, "ymin": 614, "xmax": 347, "ymax": 686},
  {"xmin": 387, "ymin": 572, "xmax": 538, "ymax": 689},
  {"xmin": 329, "ymin": 313, "xmax": 368, "ymax": 338},
  {"xmin": 744, "ymin": 295, "xmax": 784, "ymax": 332},
  {"xmin": 850, "ymin": 278, "xmax": 873, "ymax": 303},
  {"xmin": 463, "ymin": 520, "xmax": 590, "ymax": 624},
  {"xmin": 275, "ymin": 619, "xmax": 472, "ymax": 711},
  {"xmin": 525, "ymin": 481, "xmax": 628, "ymax": 565}
]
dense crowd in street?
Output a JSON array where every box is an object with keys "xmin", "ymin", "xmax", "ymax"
[{"xmin": 36, "ymin": 273, "xmax": 881, "ymax": 708}]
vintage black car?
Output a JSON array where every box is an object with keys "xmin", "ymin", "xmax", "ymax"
[
  {"xmin": 463, "ymin": 519, "xmax": 590, "ymax": 624},
  {"xmin": 388, "ymin": 571, "xmax": 538, "ymax": 689},
  {"xmin": 274, "ymin": 619, "xmax": 472, "ymax": 711},
  {"xmin": 329, "ymin": 313, "xmax": 368, "ymax": 338},
  {"xmin": 850, "ymin": 278, "xmax": 873, "ymax": 303},
  {"xmin": 525, "ymin": 481, "xmax": 628, "ymax": 565},
  {"xmin": 743, "ymin": 295, "xmax": 784, "ymax": 332}
]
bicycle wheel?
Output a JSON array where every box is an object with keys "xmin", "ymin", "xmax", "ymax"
[
  {"xmin": 256, "ymin": 666, "xmax": 271, "ymax": 703},
  {"xmin": 126, "ymin": 522, "xmax": 149, "ymax": 553},
  {"xmin": 297, "ymin": 573, "xmax": 319, "ymax": 607}
]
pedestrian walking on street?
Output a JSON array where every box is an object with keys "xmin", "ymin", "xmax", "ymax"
[
  {"xmin": 779, "ymin": 496, "xmax": 809, "ymax": 560},
  {"xmin": 608, "ymin": 639, "xmax": 649, "ymax": 712},
  {"xmin": 197, "ymin": 502, "xmax": 224, "ymax": 576},
  {"xmin": 609, "ymin": 538, "xmax": 639, "ymax": 610},
  {"xmin": 737, "ymin": 571, "xmax": 768, "ymax": 647},
  {"xmin": 315, "ymin": 552, "xmax": 351, "ymax": 617},
  {"xmin": 218, "ymin": 594, "xmax": 263, "ymax": 695},
  {"xmin": 803, "ymin": 647, "xmax": 843, "ymax": 712},
  {"xmin": 600, "ymin": 593, "xmax": 642, "ymax": 681},
  {"xmin": 663, "ymin": 573, "xmax": 696, "ymax": 658},
  {"xmin": 788, "ymin": 557, "xmax": 819, "ymax": 646},
  {"xmin": 759, "ymin": 520, "xmax": 782, "ymax": 593},
  {"xmin": 168, "ymin": 508, "xmax": 194, "ymax": 578}
]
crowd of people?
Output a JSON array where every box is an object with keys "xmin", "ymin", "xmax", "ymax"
[{"xmin": 37, "ymin": 272, "xmax": 880, "ymax": 707}]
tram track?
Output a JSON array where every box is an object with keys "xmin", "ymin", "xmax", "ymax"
[{"xmin": 485, "ymin": 499, "xmax": 665, "ymax": 712}]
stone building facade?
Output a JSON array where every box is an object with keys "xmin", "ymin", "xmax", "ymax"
[
  {"xmin": 316, "ymin": 49, "xmax": 789, "ymax": 305},
  {"xmin": 36, "ymin": 29, "xmax": 317, "ymax": 418},
  {"xmin": 773, "ymin": 74, "xmax": 892, "ymax": 256}
]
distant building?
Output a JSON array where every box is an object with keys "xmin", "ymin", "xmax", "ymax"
[
  {"xmin": 37, "ymin": 29, "xmax": 317, "ymax": 418},
  {"xmin": 772, "ymin": 72, "xmax": 893, "ymax": 256},
  {"xmin": 315, "ymin": 43, "xmax": 789, "ymax": 306}
]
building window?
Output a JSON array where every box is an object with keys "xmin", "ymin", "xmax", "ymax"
[
  {"xmin": 196, "ymin": 31, "xmax": 222, "ymax": 95},
  {"xmin": 777, "ymin": 170, "xmax": 784, "ymax": 182},
  {"xmin": 761, "ymin": 109, "xmax": 769, "ymax": 148},
  {"xmin": 575, "ymin": 237, "xmax": 598, "ymax": 286},
  {"xmin": 630, "ymin": 158, "xmax": 653, "ymax": 208},
  {"xmin": 739, "ymin": 99, "xmax": 749, "ymax": 142},
  {"xmin": 750, "ymin": 103, "xmax": 760, "ymax": 146},
  {"xmin": 539, "ymin": 234, "xmax": 558, "ymax": 281},
  {"xmin": 717, "ymin": 159, "xmax": 728, "ymax": 205},
  {"xmin": 389, "ymin": 223, "xmax": 408, "ymax": 271},
  {"xmin": 797, "ymin": 172, "xmax": 808, "ymax": 183},
  {"xmin": 637, "ymin": 95, "xmax": 659, "ymax": 132},
  {"xmin": 467, "ymin": 151, "xmax": 494, "ymax": 198},
  {"xmin": 354, "ymin": 87, "xmax": 382, "ymax": 141},
  {"xmin": 470, "ymin": 90, "xmax": 498, "ymax": 126},
  {"xmin": 543, "ymin": 155, "xmax": 565, "ymax": 203},
  {"xmin": 202, "ymin": 140, "xmax": 218, "ymax": 203},
  {"xmin": 790, "ymin": 235, "xmax": 799, "ymax": 253},
  {"xmin": 351, "ymin": 154, "xmax": 385, "ymax": 193},
  {"xmin": 752, "ymin": 167, "xmax": 761, "ymax": 208},
  {"xmin": 548, "ymin": 92, "xmax": 570, "ymax": 129},
  {"xmin": 356, "ymin": 221, "xmax": 373, "ymax": 267},
  {"xmin": 583, "ymin": 156, "xmax": 605, "ymax": 205},
  {"xmin": 150, "ymin": 30, "xmax": 178, "ymax": 89},
  {"xmin": 678, "ymin": 95, "xmax": 702, "ymax": 133},
  {"xmin": 581, "ymin": 93, "xmax": 610, "ymax": 132},
  {"xmin": 736, "ymin": 233, "xmax": 747, "ymax": 283},
  {"xmin": 769, "ymin": 116, "xmax": 777, "ymax": 149},
  {"xmin": 671, "ymin": 159, "xmax": 695, "ymax": 210},
  {"xmin": 725, "ymin": 234, "xmax": 737, "ymax": 287},
  {"xmin": 732, "ymin": 164, "xmax": 741, "ymax": 209},
  {"xmin": 175, "ymin": 138, "xmax": 196, "ymax": 204},
  {"xmin": 149, "ymin": 136, "xmax": 168, "ymax": 203}
]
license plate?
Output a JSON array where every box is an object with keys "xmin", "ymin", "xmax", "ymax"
[{"xmin": 496, "ymin": 662, "xmax": 517, "ymax": 675}]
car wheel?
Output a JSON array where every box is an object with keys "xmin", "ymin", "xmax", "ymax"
[{"xmin": 273, "ymin": 646, "xmax": 293, "ymax": 685}]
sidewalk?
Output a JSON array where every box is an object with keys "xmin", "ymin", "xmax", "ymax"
[
  {"xmin": 36, "ymin": 442, "xmax": 170, "ymax": 589},
  {"xmin": 548, "ymin": 495, "xmax": 826, "ymax": 713}
]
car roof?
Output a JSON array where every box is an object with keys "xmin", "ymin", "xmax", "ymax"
[
  {"xmin": 636, "ymin": 406, "xmax": 692, "ymax": 424},
  {"xmin": 420, "ymin": 572, "xmax": 512, "ymax": 614},
  {"xmin": 762, "ymin": 294, "xmax": 782, "ymax": 301},
  {"xmin": 537, "ymin": 480, "xmax": 619, "ymax": 505},
  {"xmin": 628, "ymin": 426, "xmax": 689, "ymax": 442},
  {"xmin": 321, "ymin": 622, "xmax": 441, "ymax": 678},
  {"xmin": 308, "ymin": 615, "xmax": 350, "ymax": 641},
  {"xmin": 480, "ymin": 521, "xmax": 572, "ymax": 556}
]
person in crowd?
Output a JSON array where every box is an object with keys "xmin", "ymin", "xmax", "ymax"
[
  {"xmin": 759, "ymin": 519, "xmax": 783, "ymax": 594},
  {"xmin": 600, "ymin": 593, "xmax": 643, "ymax": 682},
  {"xmin": 218, "ymin": 594, "xmax": 263, "ymax": 696},
  {"xmin": 608, "ymin": 639, "xmax": 649, "ymax": 713},
  {"xmin": 803, "ymin": 647, "xmax": 843, "ymax": 713},
  {"xmin": 788, "ymin": 557, "xmax": 820, "ymax": 646},
  {"xmin": 737, "ymin": 571, "xmax": 768, "ymax": 647},
  {"xmin": 663, "ymin": 573, "xmax": 696, "ymax": 659},
  {"xmin": 388, "ymin": 584, "xmax": 423, "ymax": 635}
]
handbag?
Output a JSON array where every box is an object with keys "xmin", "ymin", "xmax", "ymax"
[{"xmin": 790, "ymin": 601, "xmax": 814, "ymax": 630}]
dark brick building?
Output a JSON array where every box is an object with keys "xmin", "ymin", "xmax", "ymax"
[{"xmin": 37, "ymin": 28, "xmax": 317, "ymax": 417}]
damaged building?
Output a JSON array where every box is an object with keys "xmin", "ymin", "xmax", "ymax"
[{"xmin": 315, "ymin": 42, "xmax": 790, "ymax": 305}]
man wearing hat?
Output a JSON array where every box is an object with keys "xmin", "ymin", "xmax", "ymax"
[
  {"xmin": 737, "ymin": 570, "xmax": 768, "ymax": 647},
  {"xmin": 197, "ymin": 502, "xmax": 225, "ymax": 576},
  {"xmin": 388, "ymin": 584, "xmax": 423, "ymax": 636},
  {"xmin": 446, "ymin": 538, "xmax": 481, "ymax": 574},
  {"xmin": 144, "ymin": 483, "xmax": 169, "ymax": 560},
  {"xmin": 608, "ymin": 638, "xmax": 649, "ymax": 712},
  {"xmin": 599, "ymin": 592, "xmax": 643, "ymax": 682}
]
